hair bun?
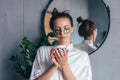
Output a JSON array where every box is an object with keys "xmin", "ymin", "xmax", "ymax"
[
  {"xmin": 52, "ymin": 8, "xmax": 59, "ymax": 15},
  {"xmin": 77, "ymin": 16, "xmax": 84, "ymax": 23}
]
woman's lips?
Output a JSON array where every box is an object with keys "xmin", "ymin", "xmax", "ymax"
[{"xmin": 59, "ymin": 36, "xmax": 67, "ymax": 39}]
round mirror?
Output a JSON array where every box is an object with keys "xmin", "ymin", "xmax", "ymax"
[{"xmin": 44, "ymin": 0, "xmax": 110, "ymax": 55}]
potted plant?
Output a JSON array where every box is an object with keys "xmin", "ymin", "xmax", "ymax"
[
  {"xmin": 9, "ymin": 32, "xmax": 58, "ymax": 79},
  {"xmin": 9, "ymin": 37, "xmax": 39, "ymax": 79}
]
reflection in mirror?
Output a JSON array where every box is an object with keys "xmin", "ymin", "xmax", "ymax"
[
  {"xmin": 74, "ymin": 16, "xmax": 98, "ymax": 53},
  {"xmin": 44, "ymin": 0, "xmax": 110, "ymax": 55}
]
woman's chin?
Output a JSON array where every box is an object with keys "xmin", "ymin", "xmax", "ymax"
[{"xmin": 59, "ymin": 41, "xmax": 67, "ymax": 45}]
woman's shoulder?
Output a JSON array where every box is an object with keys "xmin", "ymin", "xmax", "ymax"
[
  {"xmin": 36, "ymin": 46, "xmax": 54, "ymax": 57},
  {"xmin": 73, "ymin": 46, "xmax": 89, "ymax": 56}
]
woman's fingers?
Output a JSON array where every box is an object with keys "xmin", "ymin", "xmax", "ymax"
[
  {"xmin": 64, "ymin": 49, "xmax": 69, "ymax": 57},
  {"xmin": 51, "ymin": 57, "xmax": 60, "ymax": 67},
  {"xmin": 50, "ymin": 48, "xmax": 60, "ymax": 67},
  {"xmin": 58, "ymin": 49, "xmax": 64, "ymax": 57},
  {"xmin": 55, "ymin": 49, "xmax": 65, "ymax": 60},
  {"xmin": 50, "ymin": 48, "xmax": 56, "ymax": 57},
  {"xmin": 55, "ymin": 49, "xmax": 61, "ymax": 60},
  {"xmin": 51, "ymin": 48, "xmax": 69, "ymax": 68}
]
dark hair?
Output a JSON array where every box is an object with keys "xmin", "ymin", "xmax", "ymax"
[
  {"xmin": 77, "ymin": 16, "xmax": 96, "ymax": 37},
  {"xmin": 49, "ymin": 8, "xmax": 73, "ymax": 30}
]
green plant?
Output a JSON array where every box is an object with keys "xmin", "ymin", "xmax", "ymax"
[
  {"xmin": 9, "ymin": 32, "xmax": 58, "ymax": 78},
  {"xmin": 47, "ymin": 32, "xmax": 58, "ymax": 45},
  {"xmin": 9, "ymin": 37, "xmax": 39, "ymax": 78}
]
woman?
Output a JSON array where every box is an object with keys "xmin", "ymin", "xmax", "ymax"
[
  {"xmin": 75, "ymin": 16, "xmax": 97, "ymax": 54},
  {"xmin": 30, "ymin": 11, "xmax": 92, "ymax": 80}
]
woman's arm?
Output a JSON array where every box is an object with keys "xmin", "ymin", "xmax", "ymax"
[
  {"xmin": 61, "ymin": 63, "xmax": 76, "ymax": 80},
  {"xmin": 55, "ymin": 49, "xmax": 76, "ymax": 80},
  {"xmin": 36, "ymin": 48, "xmax": 60, "ymax": 80},
  {"xmin": 36, "ymin": 64, "xmax": 58, "ymax": 80}
]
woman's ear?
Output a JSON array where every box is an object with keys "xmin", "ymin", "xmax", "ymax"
[{"xmin": 92, "ymin": 29, "xmax": 97, "ymax": 41}]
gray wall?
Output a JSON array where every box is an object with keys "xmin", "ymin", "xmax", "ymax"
[
  {"xmin": 0, "ymin": 0, "xmax": 48, "ymax": 80},
  {"xmin": 0, "ymin": 0, "xmax": 23, "ymax": 80},
  {"xmin": 0, "ymin": 0, "xmax": 120, "ymax": 80},
  {"xmin": 90, "ymin": 0, "xmax": 120, "ymax": 80}
]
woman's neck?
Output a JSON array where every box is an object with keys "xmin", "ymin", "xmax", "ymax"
[
  {"xmin": 84, "ymin": 36, "xmax": 94, "ymax": 42},
  {"xmin": 58, "ymin": 41, "xmax": 71, "ymax": 47}
]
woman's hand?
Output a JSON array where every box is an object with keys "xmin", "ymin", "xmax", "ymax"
[
  {"xmin": 50, "ymin": 48, "xmax": 60, "ymax": 67},
  {"xmin": 51, "ymin": 48, "xmax": 75, "ymax": 80},
  {"xmin": 54, "ymin": 49, "xmax": 69, "ymax": 69}
]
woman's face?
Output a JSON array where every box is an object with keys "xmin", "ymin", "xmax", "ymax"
[{"xmin": 53, "ymin": 18, "xmax": 74, "ymax": 45}]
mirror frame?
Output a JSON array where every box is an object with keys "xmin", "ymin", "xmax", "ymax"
[{"xmin": 89, "ymin": 0, "xmax": 110, "ymax": 55}]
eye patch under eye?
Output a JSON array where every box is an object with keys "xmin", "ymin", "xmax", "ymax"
[
  {"xmin": 55, "ymin": 29, "xmax": 61, "ymax": 35},
  {"xmin": 64, "ymin": 28, "xmax": 70, "ymax": 34}
]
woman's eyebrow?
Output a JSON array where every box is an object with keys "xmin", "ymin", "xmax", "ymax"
[
  {"xmin": 55, "ymin": 27, "xmax": 60, "ymax": 29},
  {"xmin": 64, "ymin": 25, "xmax": 69, "ymax": 27}
]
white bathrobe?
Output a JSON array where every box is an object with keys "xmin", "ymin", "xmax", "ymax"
[
  {"xmin": 29, "ymin": 44, "xmax": 92, "ymax": 80},
  {"xmin": 75, "ymin": 40, "xmax": 97, "ymax": 54}
]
